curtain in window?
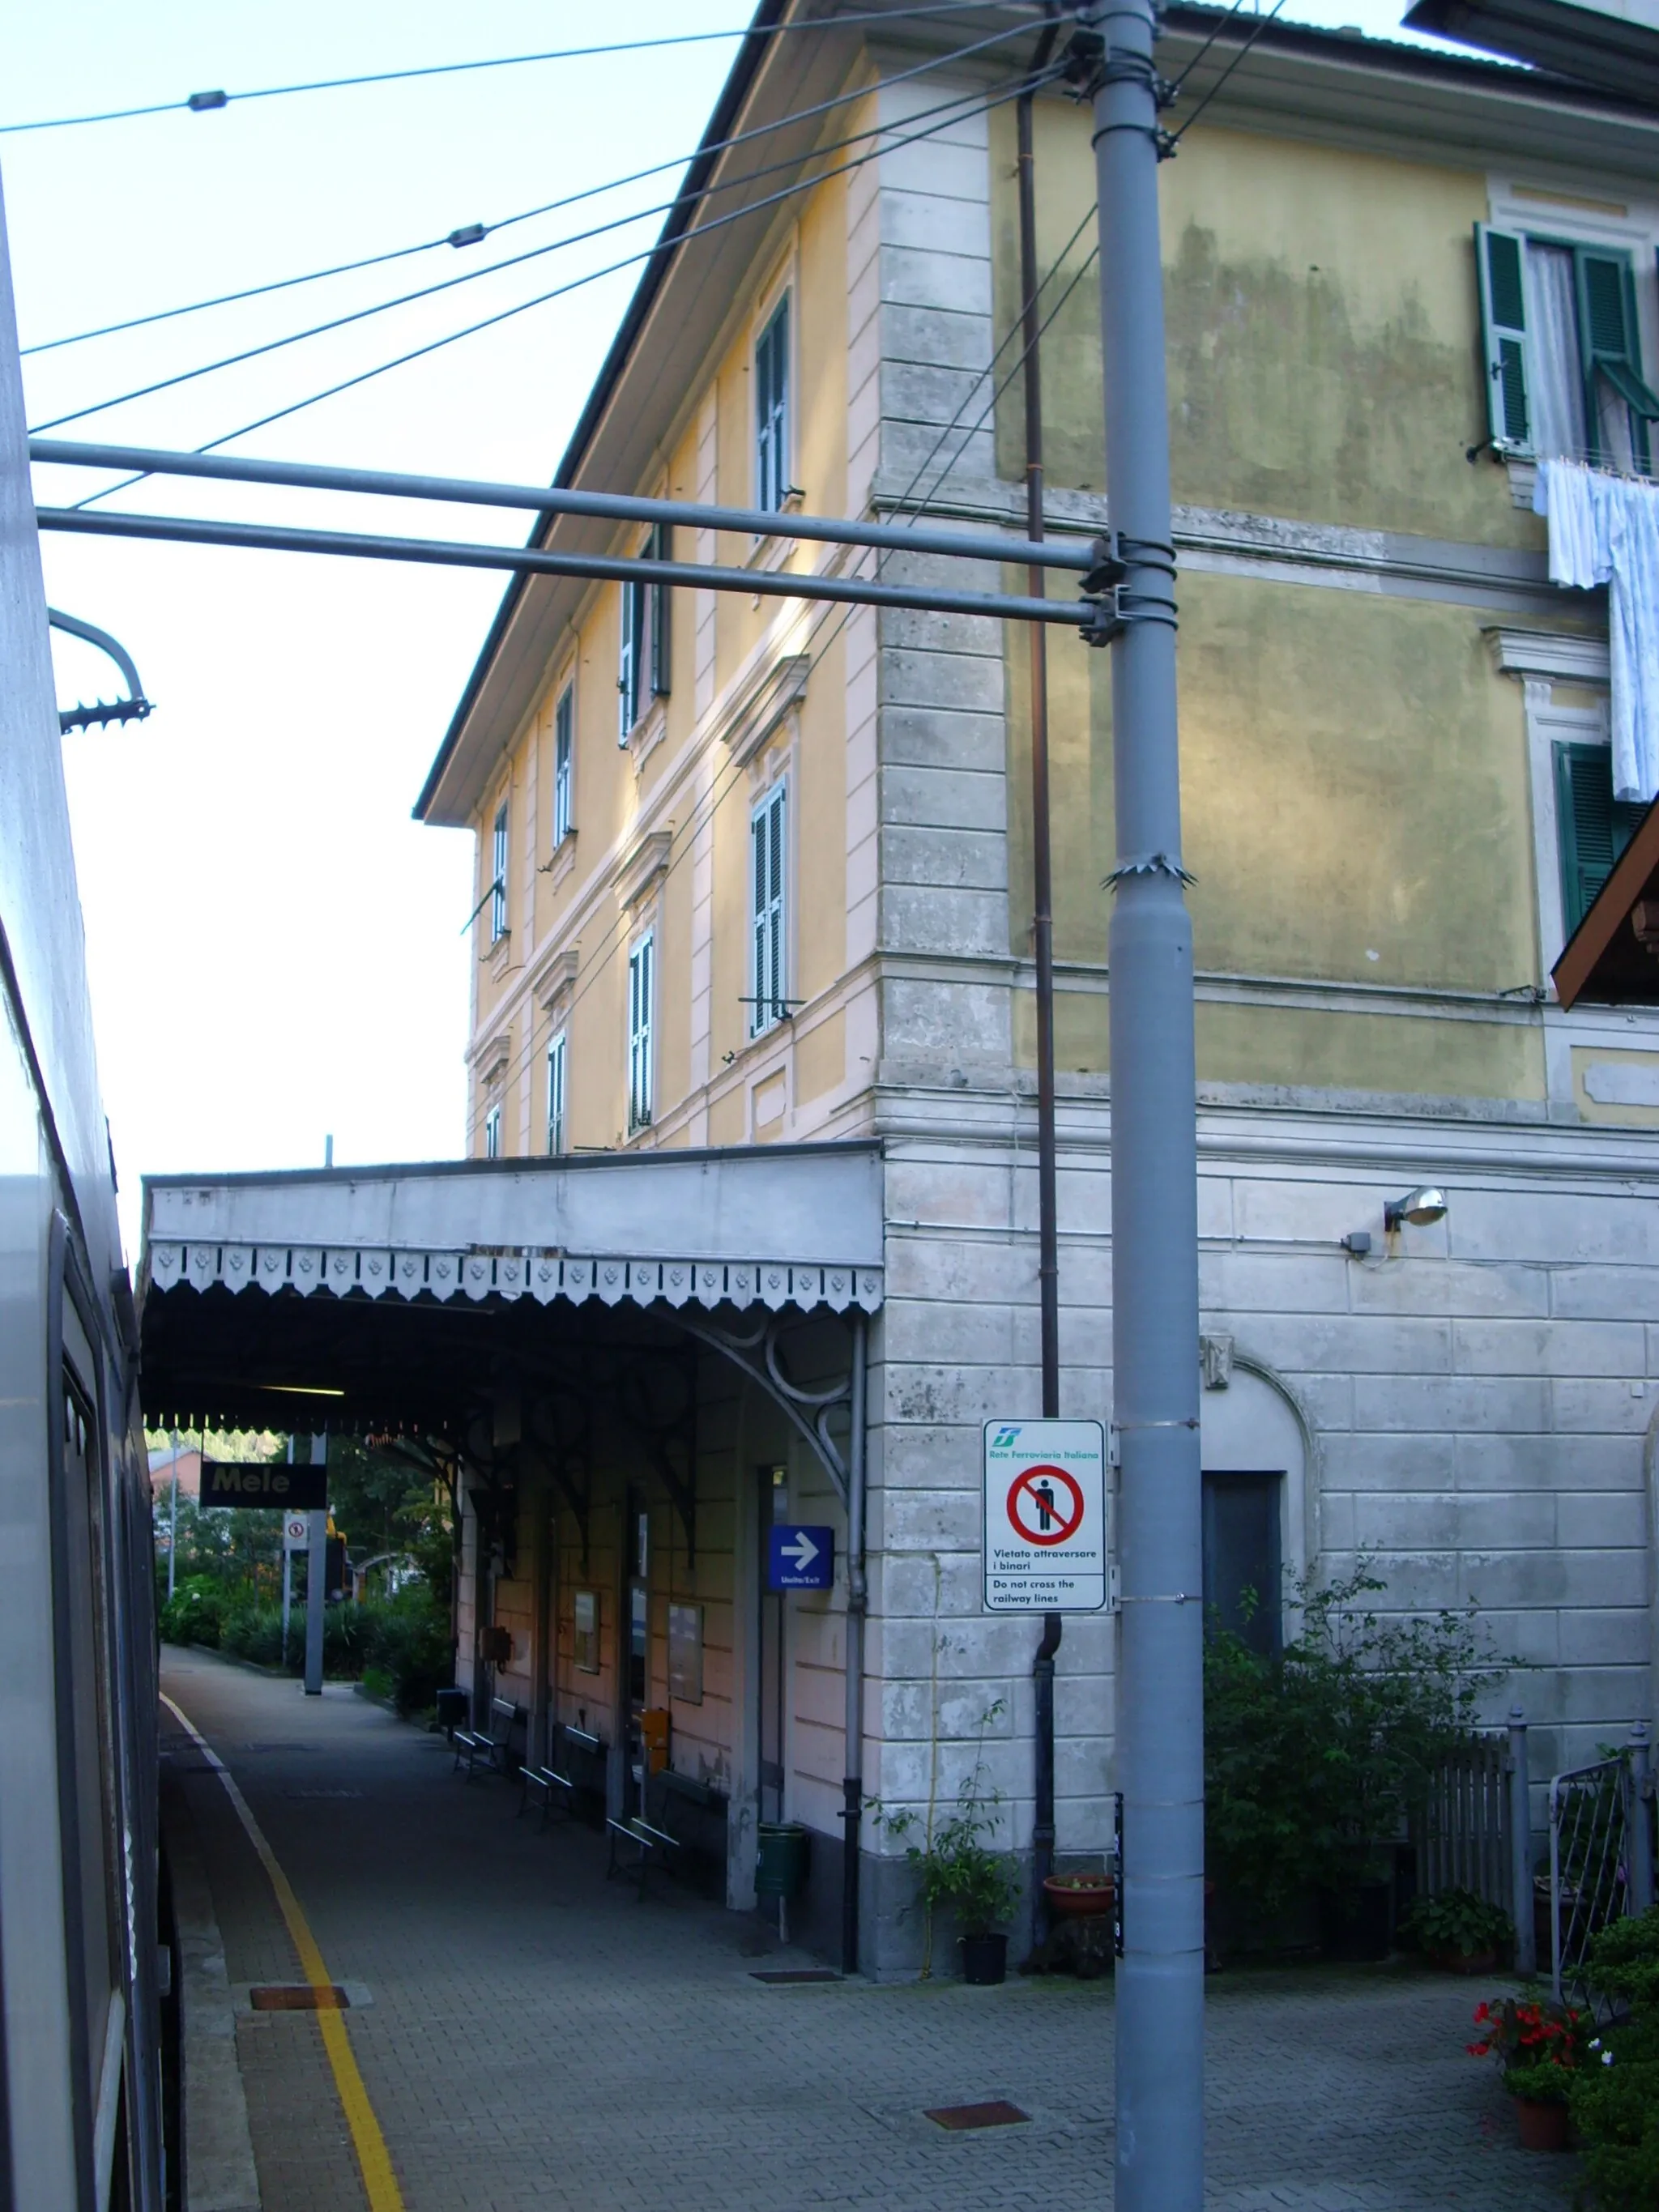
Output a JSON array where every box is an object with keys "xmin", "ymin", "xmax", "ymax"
[
  {"xmin": 1536, "ymin": 458, "xmax": 1659, "ymax": 800},
  {"xmin": 1523, "ymin": 243, "xmax": 1587, "ymax": 464}
]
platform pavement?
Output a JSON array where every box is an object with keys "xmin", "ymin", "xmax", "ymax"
[{"xmin": 158, "ymin": 1646, "xmax": 1576, "ymax": 2212}]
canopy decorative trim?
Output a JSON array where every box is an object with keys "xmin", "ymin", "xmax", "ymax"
[{"xmin": 145, "ymin": 1240, "xmax": 881, "ymax": 1315}]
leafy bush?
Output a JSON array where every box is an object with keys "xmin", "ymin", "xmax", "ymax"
[
  {"xmin": 358, "ymin": 1592, "xmax": 452, "ymax": 1716},
  {"xmin": 1571, "ymin": 1909, "xmax": 1659, "ymax": 2208},
  {"xmin": 159, "ymin": 1577, "xmax": 228, "ymax": 1647},
  {"xmin": 1401, "ymin": 1887, "xmax": 1513, "ymax": 1958},
  {"xmin": 1204, "ymin": 1566, "xmax": 1501, "ymax": 1914}
]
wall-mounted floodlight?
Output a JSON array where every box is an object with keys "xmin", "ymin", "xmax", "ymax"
[{"xmin": 1384, "ymin": 1187, "xmax": 1448, "ymax": 1231}]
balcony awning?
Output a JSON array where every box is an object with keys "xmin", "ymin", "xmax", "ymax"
[
  {"xmin": 139, "ymin": 1142, "xmax": 883, "ymax": 1433},
  {"xmin": 1553, "ymin": 795, "xmax": 1659, "ymax": 1007}
]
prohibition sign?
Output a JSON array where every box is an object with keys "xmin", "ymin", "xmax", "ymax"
[{"xmin": 1006, "ymin": 1464, "xmax": 1085, "ymax": 1546}]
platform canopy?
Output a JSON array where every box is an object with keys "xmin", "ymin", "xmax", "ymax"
[{"xmin": 139, "ymin": 1143, "xmax": 884, "ymax": 1434}]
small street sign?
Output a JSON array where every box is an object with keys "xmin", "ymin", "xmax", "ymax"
[
  {"xmin": 767, "ymin": 1524, "xmax": 834, "ymax": 1592},
  {"xmin": 983, "ymin": 1419, "xmax": 1108, "ymax": 1613},
  {"xmin": 283, "ymin": 1515, "xmax": 309, "ymax": 1549}
]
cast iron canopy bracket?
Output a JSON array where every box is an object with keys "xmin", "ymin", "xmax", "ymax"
[
  {"xmin": 674, "ymin": 1310, "xmax": 854, "ymax": 1511},
  {"xmin": 48, "ymin": 606, "xmax": 154, "ymax": 732}
]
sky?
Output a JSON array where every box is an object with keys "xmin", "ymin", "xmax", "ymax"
[{"xmin": 7, "ymin": 0, "xmax": 1472, "ymax": 1263}]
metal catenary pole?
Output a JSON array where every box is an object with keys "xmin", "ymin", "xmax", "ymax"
[
  {"xmin": 304, "ymin": 1431, "xmax": 327, "ymax": 1697},
  {"xmin": 1017, "ymin": 39, "xmax": 1065, "ymax": 1950},
  {"xmin": 1085, "ymin": 1, "xmax": 1206, "ymax": 2203},
  {"xmin": 167, "ymin": 1427, "xmax": 179, "ymax": 1600}
]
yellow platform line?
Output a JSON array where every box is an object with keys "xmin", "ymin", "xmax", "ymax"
[{"xmin": 161, "ymin": 1692, "xmax": 405, "ymax": 2212}]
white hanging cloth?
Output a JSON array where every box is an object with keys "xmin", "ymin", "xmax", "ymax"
[{"xmin": 1535, "ymin": 458, "xmax": 1659, "ymax": 803}]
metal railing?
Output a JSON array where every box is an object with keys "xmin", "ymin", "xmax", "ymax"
[{"xmin": 1549, "ymin": 1728, "xmax": 1656, "ymax": 2009}]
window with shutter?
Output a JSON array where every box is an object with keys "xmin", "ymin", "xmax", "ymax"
[
  {"xmin": 490, "ymin": 802, "xmax": 509, "ymax": 941},
  {"xmin": 552, "ymin": 683, "xmax": 574, "ymax": 845},
  {"xmin": 546, "ymin": 1031, "xmax": 567, "ymax": 1156},
  {"xmin": 755, "ymin": 296, "xmax": 790, "ymax": 514},
  {"xmin": 749, "ymin": 783, "xmax": 787, "ymax": 1035},
  {"xmin": 1576, "ymin": 249, "xmax": 1659, "ymax": 469},
  {"xmin": 1475, "ymin": 224, "xmax": 1659, "ymax": 467},
  {"xmin": 627, "ymin": 932, "xmax": 654, "ymax": 1132},
  {"xmin": 1476, "ymin": 224, "xmax": 1530, "ymax": 452},
  {"xmin": 1555, "ymin": 740, "xmax": 1645, "ymax": 938}
]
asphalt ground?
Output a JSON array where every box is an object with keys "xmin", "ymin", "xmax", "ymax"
[{"xmin": 158, "ymin": 1646, "xmax": 1579, "ymax": 2212}]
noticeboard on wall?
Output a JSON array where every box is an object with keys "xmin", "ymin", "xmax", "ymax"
[
  {"xmin": 667, "ymin": 1603, "xmax": 703, "ymax": 1704},
  {"xmin": 574, "ymin": 1588, "xmax": 600, "ymax": 1673}
]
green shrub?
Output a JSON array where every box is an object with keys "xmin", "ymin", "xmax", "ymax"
[
  {"xmin": 1572, "ymin": 1911, "xmax": 1659, "ymax": 2208},
  {"xmin": 220, "ymin": 1604, "xmax": 286, "ymax": 1669},
  {"xmin": 1205, "ymin": 1565, "xmax": 1501, "ymax": 1915},
  {"xmin": 160, "ymin": 1577, "xmax": 227, "ymax": 1647},
  {"xmin": 359, "ymin": 1592, "xmax": 453, "ymax": 1715},
  {"xmin": 1401, "ymin": 1887, "xmax": 1513, "ymax": 1958}
]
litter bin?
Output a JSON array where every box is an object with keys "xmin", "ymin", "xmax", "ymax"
[
  {"xmin": 755, "ymin": 1821, "xmax": 810, "ymax": 1898},
  {"xmin": 435, "ymin": 1686, "xmax": 468, "ymax": 1737}
]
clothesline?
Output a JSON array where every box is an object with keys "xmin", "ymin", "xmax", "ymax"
[{"xmin": 1535, "ymin": 458, "xmax": 1659, "ymax": 803}]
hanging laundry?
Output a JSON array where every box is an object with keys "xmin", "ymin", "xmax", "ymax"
[{"xmin": 1535, "ymin": 458, "xmax": 1659, "ymax": 803}]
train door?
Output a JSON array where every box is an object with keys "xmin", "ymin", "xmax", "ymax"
[{"xmin": 53, "ymin": 1252, "xmax": 126, "ymax": 2212}]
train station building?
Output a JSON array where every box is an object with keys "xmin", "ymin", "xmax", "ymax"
[{"xmin": 140, "ymin": 3, "xmax": 1659, "ymax": 1975}]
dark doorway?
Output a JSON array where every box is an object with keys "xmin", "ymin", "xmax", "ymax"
[{"xmin": 1201, "ymin": 1471, "xmax": 1283, "ymax": 1656}]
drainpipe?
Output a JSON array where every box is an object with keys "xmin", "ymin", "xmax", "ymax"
[
  {"xmin": 840, "ymin": 1313, "xmax": 868, "ymax": 1975},
  {"xmin": 1020, "ymin": 10, "xmax": 1065, "ymax": 1947}
]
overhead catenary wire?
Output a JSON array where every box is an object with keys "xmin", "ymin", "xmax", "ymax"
[
  {"xmin": 29, "ymin": 65, "xmax": 1023, "ymax": 434},
  {"xmin": 1164, "ymin": 0, "xmax": 1287, "ymax": 146},
  {"xmin": 24, "ymin": 23, "xmax": 1027, "ymax": 359},
  {"xmin": 455, "ymin": 194, "xmax": 1099, "ymax": 1151},
  {"xmin": 58, "ymin": 63, "xmax": 1066, "ymax": 509},
  {"xmin": 0, "ymin": 3, "xmax": 1045, "ymax": 137}
]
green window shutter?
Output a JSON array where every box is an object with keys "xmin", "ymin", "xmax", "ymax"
[
  {"xmin": 1576, "ymin": 246, "xmax": 1659, "ymax": 464},
  {"xmin": 1556, "ymin": 740, "xmax": 1645, "ymax": 936},
  {"xmin": 1475, "ymin": 224, "xmax": 1531, "ymax": 452}
]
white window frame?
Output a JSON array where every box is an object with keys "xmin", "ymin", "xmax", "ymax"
[
  {"xmin": 627, "ymin": 931, "xmax": 655, "ymax": 1134},
  {"xmin": 552, "ymin": 680, "xmax": 574, "ymax": 846},
  {"xmin": 754, "ymin": 292, "xmax": 791, "ymax": 515},
  {"xmin": 749, "ymin": 780, "xmax": 788, "ymax": 1036},
  {"xmin": 490, "ymin": 799, "xmax": 509, "ymax": 942},
  {"xmin": 546, "ymin": 1029, "xmax": 567, "ymax": 1156},
  {"xmin": 484, "ymin": 1102, "xmax": 502, "ymax": 1159}
]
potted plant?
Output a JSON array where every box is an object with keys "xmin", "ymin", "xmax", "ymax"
[
  {"xmin": 1468, "ymin": 1994, "xmax": 1585, "ymax": 2150},
  {"xmin": 1043, "ymin": 1871, "xmax": 1115, "ymax": 1920},
  {"xmin": 872, "ymin": 1711, "xmax": 1021, "ymax": 1984},
  {"xmin": 1401, "ymin": 1887, "xmax": 1513, "ymax": 1973}
]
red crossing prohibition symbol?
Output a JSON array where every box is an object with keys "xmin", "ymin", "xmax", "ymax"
[{"xmin": 1006, "ymin": 1464, "xmax": 1085, "ymax": 1546}]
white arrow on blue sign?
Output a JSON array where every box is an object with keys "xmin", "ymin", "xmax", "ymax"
[{"xmin": 767, "ymin": 1524, "xmax": 834, "ymax": 1591}]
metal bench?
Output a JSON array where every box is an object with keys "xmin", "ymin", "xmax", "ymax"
[
  {"xmin": 605, "ymin": 1815, "xmax": 680, "ymax": 1899},
  {"xmin": 518, "ymin": 1722, "xmax": 582, "ymax": 1827},
  {"xmin": 452, "ymin": 1695, "xmax": 517, "ymax": 1779}
]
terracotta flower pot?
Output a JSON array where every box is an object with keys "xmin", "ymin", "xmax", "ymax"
[
  {"xmin": 1514, "ymin": 2097, "xmax": 1570, "ymax": 2153},
  {"xmin": 1043, "ymin": 1874, "xmax": 1115, "ymax": 1920}
]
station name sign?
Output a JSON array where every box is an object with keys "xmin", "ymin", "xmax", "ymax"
[{"xmin": 200, "ymin": 1458, "xmax": 326, "ymax": 1511}]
